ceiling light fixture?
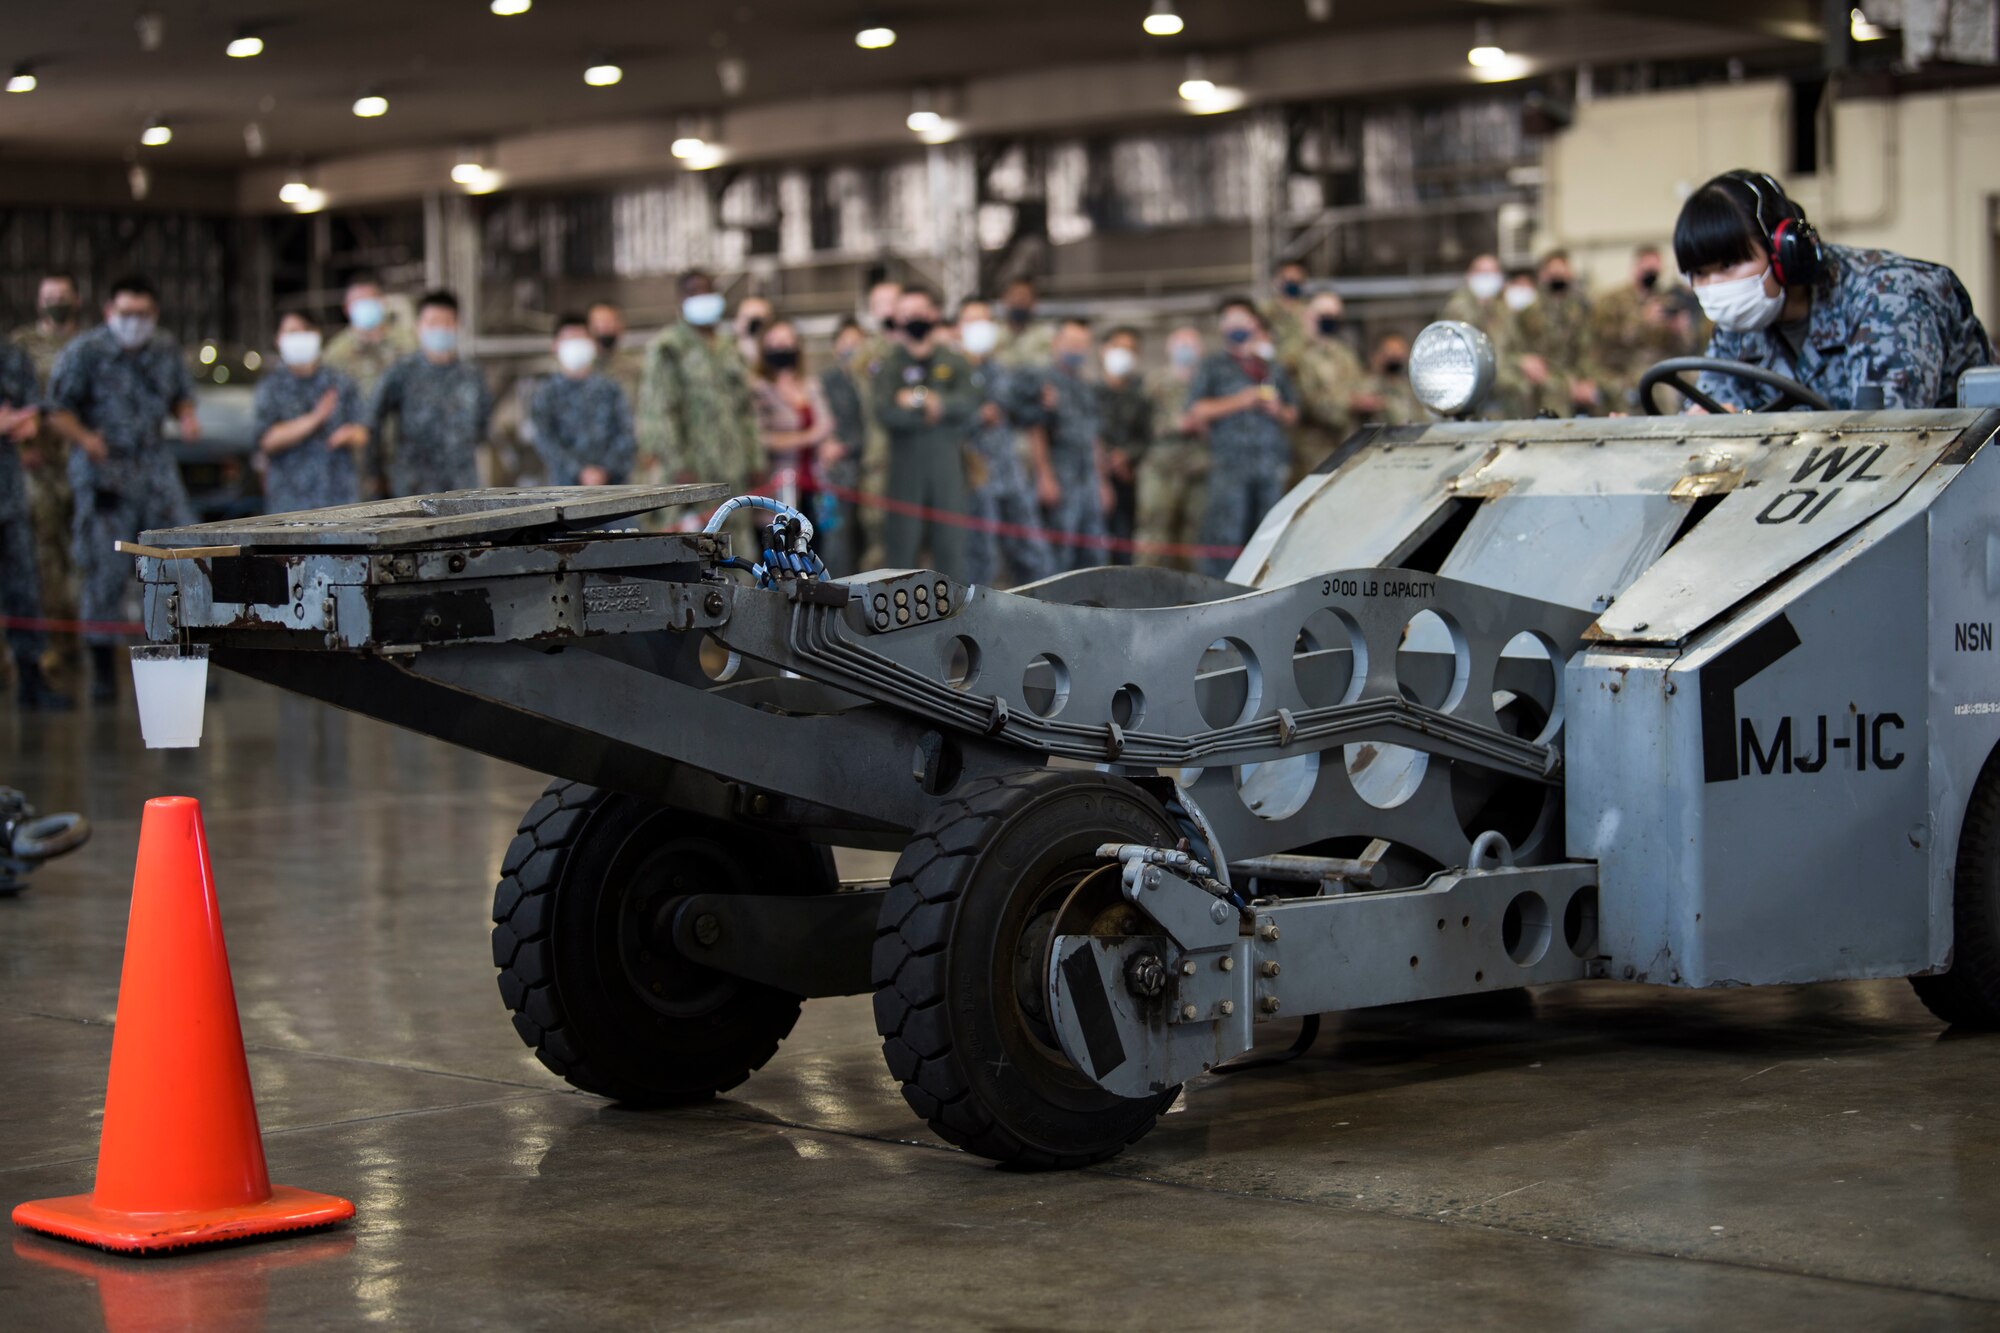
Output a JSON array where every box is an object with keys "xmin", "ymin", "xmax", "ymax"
[
  {"xmin": 1143, "ymin": 1, "xmax": 1184, "ymax": 37},
  {"xmin": 1304, "ymin": 0, "xmax": 1332, "ymax": 20},
  {"xmin": 461, "ymin": 168, "xmax": 504, "ymax": 195},
  {"xmin": 671, "ymin": 134, "xmax": 706, "ymax": 159},
  {"xmin": 6, "ymin": 67, "xmax": 35, "ymax": 94},
  {"xmin": 140, "ymin": 118, "xmax": 172, "ymax": 147},
  {"xmin": 854, "ymin": 25, "xmax": 896, "ymax": 50},
  {"xmin": 352, "ymin": 93, "xmax": 388, "ymax": 118},
  {"xmin": 293, "ymin": 188, "xmax": 327, "ymax": 214},
  {"xmin": 717, "ymin": 55, "xmax": 746, "ymax": 96},
  {"xmin": 906, "ymin": 89, "xmax": 942, "ymax": 134},
  {"xmin": 490, "ymin": 0, "xmax": 532, "ymax": 14},
  {"xmin": 1467, "ymin": 21, "xmax": 1505, "ymax": 67},
  {"xmin": 1177, "ymin": 56, "xmax": 1214, "ymax": 101},
  {"xmin": 584, "ymin": 63, "xmax": 624, "ymax": 87},
  {"xmin": 226, "ymin": 33, "xmax": 265, "ymax": 58},
  {"xmin": 451, "ymin": 162, "xmax": 484, "ymax": 185},
  {"xmin": 1850, "ymin": 7, "xmax": 1888, "ymax": 39},
  {"xmin": 278, "ymin": 179, "xmax": 311, "ymax": 204}
]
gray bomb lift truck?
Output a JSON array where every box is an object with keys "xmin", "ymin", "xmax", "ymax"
[{"xmin": 132, "ymin": 330, "xmax": 2000, "ymax": 1168}]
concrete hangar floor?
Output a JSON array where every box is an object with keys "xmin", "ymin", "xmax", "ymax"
[{"xmin": 2, "ymin": 681, "xmax": 1995, "ymax": 1329}]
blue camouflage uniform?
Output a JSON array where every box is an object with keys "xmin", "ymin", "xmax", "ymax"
[
  {"xmin": 252, "ymin": 365, "xmax": 364, "ymax": 514},
  {"xmin": 529, "ymin": 373, "xmax": 635, "ymax": 486},
  {"xmin": 1039, "ymin": 363, "xmax": 1108, "ymax": 572},
  {"xmin": 47, "ymin": 327, "xmax": 199, "ymax": 646},
  {"xmin": 370, "ymin": 353, "xmax": 493, "ymax": 496},
  {"xmin": 1187, "ymin": 350, "xmax": 1297, "ymax": 579},
  {"xmin": 964, "ymin": 358, "xmax": 1053, "ymax": 587},
  {"xmin": 0, "ymin": 345, "xmax": 46, "ymax": 659},
  {"xmin": 1699, "ymin": 243, "xmax": 1995, "ymax": 411}
]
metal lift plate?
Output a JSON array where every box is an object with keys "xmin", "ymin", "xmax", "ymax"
[{"xmin": 140, "ymin": 484, "xmax": 730, "ymax": 551}]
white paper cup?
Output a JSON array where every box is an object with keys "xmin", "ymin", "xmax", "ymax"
[{"xmin": 130, "ymin": 645, "xmax": 210, "ymax": 749}]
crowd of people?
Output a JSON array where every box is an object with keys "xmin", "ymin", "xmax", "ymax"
[{"xmin": 0, "ymin": 243, "xmax": 1709, "ymax": 713}]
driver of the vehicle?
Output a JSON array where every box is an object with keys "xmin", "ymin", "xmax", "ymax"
[{"xmin": 1674, "ymin": 169, "xmax": 1993, "ymax": 410}]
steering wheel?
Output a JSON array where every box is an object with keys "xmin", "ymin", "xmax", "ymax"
[{"xmin": 1638, "ymin": 356, "xmax": 1833, "ymax": 415}]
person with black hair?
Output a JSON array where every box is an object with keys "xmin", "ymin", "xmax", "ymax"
[
  {"xmin": 44, "ymin": 273, "xmax": 200, "ymax": 703},
  {"xmin": 530, "ymin": 312, "xmax": 634, "ymax": 488},
  {"xmin": 253, "ymin": 308, "xmax": 367, "ymax": 513},
  {"xmin": 1673, "ymin": 169, "xmax": 1992, "ymax": 411},
  {"xmin": 369, "ymin": 288, "xmax": 493, "ymax": 496},
  {"xmin": 636, "ymin": 270, "xmax": 762, "ymax": 498},
  {"xmin": 871, "ymin": 286, "xmax": 978, "ymax": 578}
]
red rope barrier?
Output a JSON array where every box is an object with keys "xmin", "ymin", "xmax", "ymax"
[{"xmin": 819, "ymin": 484, "xmax": 1242, "ymax": 561}]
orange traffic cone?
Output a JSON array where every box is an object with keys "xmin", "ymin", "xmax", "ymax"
[{"xmin": 13, "ymin": 796, "xmax": 354, "ymax": 1252}]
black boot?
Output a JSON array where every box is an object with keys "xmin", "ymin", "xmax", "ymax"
[
  {"xmin": 89, "ymin": 644, "xmax": 118, "ymax": 705},
  {"xmin": 15, "ymin": 654, "xmax": 74, "ymax": 713}
]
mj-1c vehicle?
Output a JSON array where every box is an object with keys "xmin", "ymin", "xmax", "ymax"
[{"xmin": 132, "ymin": 328, "xmax": 2000, "ymax": 1167}]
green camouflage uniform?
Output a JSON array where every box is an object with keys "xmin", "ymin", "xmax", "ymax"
[
  {"xmin": 1359, "ymin": 371, "xmax": 1426, "ymax": 427},
  {"xmin": 848, "ymin": 331, "xmax": 900, "ymax": 562},
  {"xmin": 8, "ymin": 324, "xmax": 79, "ymax": 666},
  {"xmin": 600, "ymin": 345, "xmax": 646, "ymax": 407},
  {"xmin": 323, "ymin": 322, "xmax": 417, "ymax": 495},
  {"xmin": 636, "ymin": 321, "xmax": 763, "ymax": 494},
  {"xmin": 1096, "ymin": 374, "xmax": 1151, "ymax": 565},
  {"xmin": 1513, "ymin": 293, "xmax": 1599, "ymax": 418},
  {"xmin": 1439, "ymin": 287, "xmax": 1533, "ymax": 419},
  {"xmin": 1291, "ymin": 334, "xmax": 1366, "ymax": 485},
  {"xmin": 1262, "ymin": 300, "xmax": 1309, "ymax": 380},
  {"xmin": 1134, "ymin": 369, "xmax": 1206, "ymax": 570}
]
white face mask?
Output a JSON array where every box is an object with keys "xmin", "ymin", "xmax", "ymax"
[
  {"xmin": 555, "ymin": 337, "xmax": 597, "ymax": 373},
  {"xmin": 277, "ymin": 329, "xmax": 322, "ymax": 368},
  {"xmin": 681, "ymin": 292, "xmax": 725, "ymax": 327},
  {"xmin": 959, "ymin": 319, "xmax": 998, "ymax": 357},
  {"xmin": 1503, "ymin": 284, "xmax": 1537, "ymax": 313},
  {"xmin": 1468, "ymin": 271, "xmax": 1504, "ymax": 302},
  {"xmin": 108, "ymin": 312, "xmax": 156, "ymax": 350},
  {"xmin": 1696, "ymin": 267, "xmax": 1786, "ymax": 333},
  {"xmin": 1102, "ymin": 346, "xmax": 1136, "ymax": 380}
]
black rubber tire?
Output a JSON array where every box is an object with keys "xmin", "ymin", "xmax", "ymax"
[
  {"xmin": 492, "ymin": 779, "xmax": 835, "ymax": 1105},
  {"xmin": 871, "ymin": 770, "xmax": 1182, "ymax": 1169},
  {"xmin": 1911, "ymin": 756, "xmax": 2000, "ymax": 1027}
]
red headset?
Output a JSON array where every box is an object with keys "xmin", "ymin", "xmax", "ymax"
[{"xmin": 1727, "ymin": 170, "xmax": 1823, "ymax": 288}]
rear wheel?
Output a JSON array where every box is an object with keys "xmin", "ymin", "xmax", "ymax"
[
  {"xmin": 1912, "ymin": 758, "xmax": 2000, "ymax": 1027},
  {"xmin": 492, "ymin": 780, "xmax": 836, "ymax": 1104},
  {"xmin": 871, "ymin": 770, "xmax": 1182, "ymax": 1169}
]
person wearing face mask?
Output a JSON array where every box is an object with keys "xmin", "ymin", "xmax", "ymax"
[
  {"xmin": 1187, "ymin": 297, "xmax": 1298, "ymax": 579},
  {"xmin": 323, "ymin": 271, "xmax": 416, "ymax": 499},
  {"xmin": 1092, "ymin": 326, "xmax": 1153, "ymax": 566},
  {"xmin": 368, "ymin": 289, "xmax": 493, "ymax": 497},
  {"xmin": 957, "ymin": 299, "xmax": 1053, "ymax": 588},
  {"xmin": 749, "ymin": 319, "xmax": 831, "ymax": 512},
  {"xmin": 871, "ymin": 287, "xmax": 979, "ymax": 579},
  {"xmin": 1675, "ymin": 169, "xmax": 1992, "ymax": 412},
  {"xmin": 1359, "ymin": 333, "xmax": 1425, "ymax": 426},
  {"xmin": 636, "ymin": 270, "xmax": 763, "ymax": 501},
  {"xmin": 251, "ymin": 310, "xmax": 367, "ymax": 515},
  {"xmin": 0, "ymin": 338, "xmax": 70, "ymax": 710},
  {"xmin": 586, "ymin": 301, "xmax": 645, "ymax": 406},
  {"xmin": 1135, "ymin": 326, "xmax": 1209, "ymax": 571},
  {"xmin": 1588, "ymin": 244, "xmax": 1704, "ymax": 410},
  {"xmin": 992, "ymin": 276, "xmax": 1054, "ymax": 372},
  {"xmin": 1263, "ymin": 260, "xmax": 1313, "ymax": 377},
  {"xmin": 45, "ymin": 273, "xmax": 203, "ymax": 702},
  {"xmin": 1509, "ymin": 249, "xmax": 1602, "ymax": 417},
  {"xmin": 1290, "ymin": 291, "xmax": 1379, "ymax": 485},
  {"xmin": 1440, "ymin": 254, "xmax": 1532, "ymax": 419},
  {"xmin": 9, "ymin": 272, "xmax": 85, "ymax": 691},
  {"xmin": 733, "ymin": 294, "xmax": 775, "ymax": 371},
  {"xmin": 529, "ymin": 313, "xmax": 635, "ymax": 490}
]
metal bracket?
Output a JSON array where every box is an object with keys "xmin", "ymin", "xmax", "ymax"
[{"xmin": 668, "ymin": 888, "xmax": 885, "ymax": 998}]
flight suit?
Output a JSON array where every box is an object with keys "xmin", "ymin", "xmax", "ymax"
[
  {"xmin": 872, "ymin": 344, "xmax": 979, "ymax": 579},
  {"xmin": 251, "ymin": 365, "xmax": 364, "ymax": 513},
  {"xmin": 46, "ymin": 326, "xmax": 199, "ymax": 647}
]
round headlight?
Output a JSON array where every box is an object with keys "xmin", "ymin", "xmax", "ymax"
[{"xmin": 1408, "ymin": 320, "xmax": 1496, "ymax": 418}]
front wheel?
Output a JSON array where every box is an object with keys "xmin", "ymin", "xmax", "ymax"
[
  {"xmin": 492, "ymin": 780, "xmax": 836, "ymax": 1104},
  {"xmin": 1911, "ymin": 758, "xmax": 2000, "ymax": 1027},
  {"xmin": 872, "ymin": 770, "xmax": 1182, "ymax": 1168}
]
